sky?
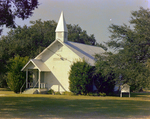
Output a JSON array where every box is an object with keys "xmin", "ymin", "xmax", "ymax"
[{"xmin": 2, "ymin": 0, "xmax": 150, "ymax": 44}]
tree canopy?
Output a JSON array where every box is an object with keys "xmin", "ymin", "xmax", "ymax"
[
  {"xmin": 95, "ymin": 7, "xmax": 150, "ymax": 91},
  {"xmin": 0, "ymin": 0, "xmax": 39, "ymax": 35},
  {"xmin": 94, "ymin": 54, "xmax": 115, "ymax": 94},
  {"xmin": 0, "ymin": 20, "xmax": 102, "ymax": 88}
]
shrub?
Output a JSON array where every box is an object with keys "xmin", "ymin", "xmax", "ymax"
[
  {"xmin": 0, "ymin": 74, "xmax": 7, "ymax": 88},
  {"xmin": 87, "ymin": 92, "xmax": 99, "ymax": 96},
  {"xmin": 62, "ymin": 91, "xmax": 74, "ymax": 95},
  {"xmin": 69, "ymin": 60, "xmax": 93, "ymax": 95},
  {"xmin": 87, "ymin": 92, "xmax": 94, "ymax": 96},
  {"xmin": 87, "ymin": 92, "xmax": 106, "ymax": 96},
  {"xmin": 47, "ymin": 89, "xmax": 55, "ymax": 95},
  {"xmin": 93, "ymin": 72, "xmax": 115, "ymax": 95},
  {"xmin": 6, "ymin": 55, "xmax": 29, "ymax": 93},
  {"xmin": 55, "ymin": 92, "xmax": 61, "ymax": 95},
  {"xmin": 98, "ymin": 92, "xmax": 106, "ymax": 96}
]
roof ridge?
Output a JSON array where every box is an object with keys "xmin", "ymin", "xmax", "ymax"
[{"xmin": 67, "ymin": 41, "xmax": 104, "ymax": 48}]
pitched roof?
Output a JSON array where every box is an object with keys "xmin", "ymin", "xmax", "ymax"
[
  {"xmin": 34, "ymin": 39, "xmax": 105, "ymax": 66},
  {"xmin": 65, "ymin": 41, "xmax": 105, "ymax": 66},
  {"xmin": 21, "ymin": 59, "xmax": 50, "ymax": 72},
  {"xmin": 22, "ymin": 12, "xmax": 105, "ymax": 71},
  {"xmin": 55, "ymin": 11, "xmax": 68, "ymax": 32},
  {"xmin": 35, "ymin": 40, "xmax": 59, "ymax": 59}
]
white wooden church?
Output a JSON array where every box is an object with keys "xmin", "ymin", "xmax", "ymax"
[{"xmin": 21, "ymin": 12, "xmax": 105, "ymax": 94}]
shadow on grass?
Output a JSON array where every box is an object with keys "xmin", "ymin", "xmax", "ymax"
[{"xmin": 0, "ymin": 95, "xmax": 150, "ymax": 119}]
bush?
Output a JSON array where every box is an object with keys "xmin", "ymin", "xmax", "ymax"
[
  {"xmin": 47, "ymin": 89, "xmax": 55, "ymax": 95},
  {"xmin": 6, "ymin": 55, "xmax": 29, "ymax": 93},
  {"xmin": 98, "ymin": 92, "xmax": 106, "ymax": 96},
  {"xmin": 87, "ymin": 92, "xmax": 98, "ymax": 96},
  {"xmin": 69, "ymin": 60, "xmax": 93, "ymax": 95},
  {"xmin": 62, "ymin": 91, "xmax": 74, "ymax": 95},
  {"xmin": 87, "ymin": 92, "xmax": 106, "ymax": 96},
  {"xmin": 87, "ymin": 92, "xmax": 94, "ymax": 96},
  {"xmin": 55, "ymin": 92, "xmax": 61, "ymax": 95},
  {"xmin": 93, "ymin": 72, "xmax": 115, "ymax": 95},
  {"xmin": 0, "ymin": 74, "xmax": 7, "ymax": 88}
]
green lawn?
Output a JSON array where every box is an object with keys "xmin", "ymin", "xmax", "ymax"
[{"xmin": 0, "ymin": 89, "xmax": 150, "ymax": 119}]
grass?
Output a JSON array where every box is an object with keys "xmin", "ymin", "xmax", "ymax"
[
  {"xmin": 0, "ymin": 89, "xmax": 150, "ymax": 119},
  {"xmin": 0, "ymin": 88, "xmax": 11, "ymax": 91}
]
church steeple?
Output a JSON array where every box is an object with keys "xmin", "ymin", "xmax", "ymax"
[{"xmin": 55, "ymin": 11, "xmax": 68, "ymax": 42}]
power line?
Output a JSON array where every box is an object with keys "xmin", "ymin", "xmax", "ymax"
[{"xmin": 48, "ymin": 48, "xmax": 72, "ymax": 63}]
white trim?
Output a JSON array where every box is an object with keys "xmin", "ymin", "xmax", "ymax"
[
  {"xmin": 35, "ymin": 39, "xmax": 64, "ymax": 60},
  {"xmin": 26, "ymin": 69, "xmax": 28, "ymax": 88},
  {"xmin": 38, "ymin": 71, "xmax": 41, "ymax": 90},
  {"xmin": 21, "ymin": 59, "xmax": 50, "ymax": 72}
]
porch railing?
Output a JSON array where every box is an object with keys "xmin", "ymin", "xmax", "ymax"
[
  {"xmin": 20, "ymin": 81, "xmax": 46, "ymax": 94},
  {"xmin": 40, "ymin": 83, "xmax": 46, "ymax": 89},
  {"xmin": 20, "ymin": 81, "xmax": 26, "ymax": 94},
  {"xmin": 27, "ymin": 82, "xmax": 46, "ymax": 89},
  {"xmin": 33, "ymin": 81, "xmax": 39, "ymax": 88}
]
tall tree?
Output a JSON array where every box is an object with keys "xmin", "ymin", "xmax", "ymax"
[
  {"xmin": 0, "ymin": 0, "xmax": 39, "ymax": 35},
  {"xmin": 94, "ymin": 54, "xmax": 115, "ymax": 94},
  {"xmin": 0, "ymin": 20, "xmax": 102, "ymax": 87},
  {"xmin": 67, "ymin": 24, "xmax": 96, "ymax": 45},
  {"xmin": 103, "ymin": 7, "xmax": 150, "ymax": 91}
]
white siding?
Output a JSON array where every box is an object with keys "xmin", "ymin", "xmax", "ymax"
[{"xmin": 41, "ymin": 42, "xmax": 81, "ymax": 92}]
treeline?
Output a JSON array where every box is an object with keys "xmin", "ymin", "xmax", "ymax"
[
  {"xmin": 0, "ymin": 19, "xmax": 106, "ymax": 88},
  {"xmin": 1, "ymin": 7, "xmax": 150, "ymax": 93}
]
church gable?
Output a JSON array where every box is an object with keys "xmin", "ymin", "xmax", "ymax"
[
  {"xmin": 21, "ymin": 11, "xmax": 105, "ymax": 93},
  {"xmin": 21, "ymin": 59, "xmax": 50, "ymax": 72},
  {"xmin": 34, "ymin": 40, "xmax": 80, "ymax": 64},
  {"xmin": 23, "ymin": 61, "xmax": 37, "ymax": 70},
  {"xmin": 43, "ymin": 40, "xmax": 81, "ymax": 67},
  {"xmin": 35, "ymin": 41, "xmax": 63, "ymax": 61}
]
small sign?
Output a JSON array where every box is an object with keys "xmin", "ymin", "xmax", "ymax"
[{"xmin": 120, "ymin": 84, "xmax": 130, "ymax": 97}]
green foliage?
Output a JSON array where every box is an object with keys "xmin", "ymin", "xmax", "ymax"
[
  {"xmin": 47, "ymin": 89, "xmax": 62, "ymax": 95},
  {"xmin": 6, "ymin": 55, "xmax": 29, "ymax": 93},
  {"xmin": 87, "ymin": 92, "xmax": 98, "ymax": 96},
  {"xmin": 94, "ymin": 54, "xmax": 115, "ymax": 95},
  {"xmin": 67, "ymin": 24, "xmax": 96, "ymax": 45},
  {"xmin": 0, "ymin": 74, "xmax": 7, "ymax": 88},
  {"xmin": 0, "ymin": 20, "xmax": 102, "ymax": 88},
  {"xmin": 99, "ymin": 7, "xmax": 150, "ymax": 91},
  {"xmin": 86, "ymin": 92, "xmax": 106, "ymax": 96},
  {"xmin": 62, "ymin": 91, "xmax": 75, "ymax": 95},
  {"xmin": 95, "ymin": 43, "xmax": 108, "ymax": 51},
  {"xmin": 55, "ymin": 92, "xmax": 61, "ymax": 95},
  {"xmin": 0, "ymin": 0, "xmax": 39, "ymax": 35},
  {"xmin": 0, "ymin": 88, "xmax": 11, "ymax": 91},
  {"xmin": 47, "ymin": 89, "xmax": 55, "ymax": 95},
  {"xmin": 69, "ymin": 60, "xmax": 93, "ymax": 95},
  {"xmin": 87, "ymin": 92, "xmax": 94, "ymax": 96},
  {"xmin": 98, "ymin": 92, "xmax": 106, "ymax": 96}
]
